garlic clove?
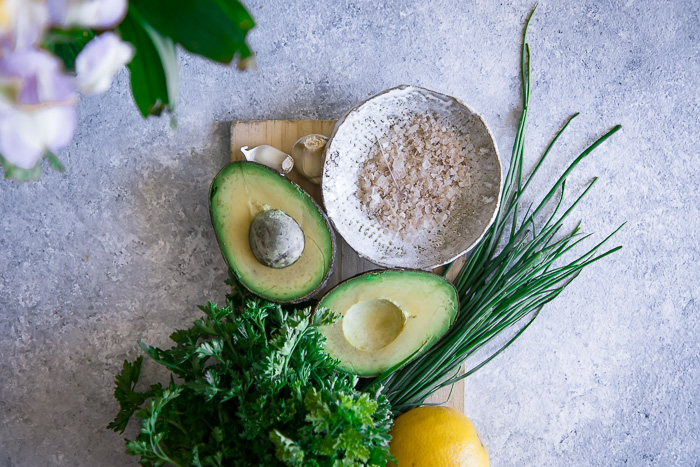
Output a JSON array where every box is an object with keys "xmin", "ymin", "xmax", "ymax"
[
  {"xmin": 291, "ymin": 134, "xmax": 329, "ymax": 184},
  {"xmin": 240, "ymin": 145, "xmax": 294, "ymax": 175}
]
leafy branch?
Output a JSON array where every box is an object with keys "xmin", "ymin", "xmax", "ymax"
[{"xmin": 118, "ymin": 0, "xmax": 255, "ymax": 118}]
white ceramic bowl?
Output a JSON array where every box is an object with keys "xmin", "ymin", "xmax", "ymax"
[{"xmin": 322, "ymin": 85, "xmax": 502, "ymax": 270}]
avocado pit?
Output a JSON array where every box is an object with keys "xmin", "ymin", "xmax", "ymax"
[
  {"xmin": 342, "ymin": 299, "xmax": 406, "ymax": 351},
  {"xmin": 249, "ymin": 209, "xmax": 305, "ymax": 269}
]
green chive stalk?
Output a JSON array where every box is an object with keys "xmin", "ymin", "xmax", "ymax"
[{"xmin": 366, "ymin": 7, "xmax": 623, "ymax": 414}]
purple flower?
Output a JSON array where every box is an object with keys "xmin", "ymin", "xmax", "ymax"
[
  {"xmin": 0, "ymin": 0, "xmax": 131, "ymax": 176},
  {"xmin": 0, "ymin": 49, "xmax": 76, "ymax": 170}
]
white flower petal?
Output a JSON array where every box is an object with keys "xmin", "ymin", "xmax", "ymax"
[
  {"xmin": 0, "ymin": 111, "xmax": 45, "ymax": 169},
  {"xmin": 0, "ymin": 103, "xmax": 76, "ymax": 169},
  {"xmin": 39, "ymin": 105, "xmax": 77, "ymax": 152},
  {"xmin": 62, "ymin": 0, "xmax": 127, "ymax": 29},
  {"xmin": 76, "ymin": 32, "xmax": 134, "ymax": 95},
  {"xmin": 0, "ymin": 0, "xmax": 49, "ymax": 50}
]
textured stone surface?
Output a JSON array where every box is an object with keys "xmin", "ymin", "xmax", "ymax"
[{"xmin": 0, "ymin": 0, "xmax": 698, "ymax": 465}]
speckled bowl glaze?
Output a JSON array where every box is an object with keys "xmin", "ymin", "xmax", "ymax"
[{"xmin": 322, "ymin": 85, "xmax": 502, "ymax": 270}]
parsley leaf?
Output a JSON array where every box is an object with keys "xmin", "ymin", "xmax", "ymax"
[{"xmin": 109, "ymin": 278, "xmax": 393, "ymax": 466}]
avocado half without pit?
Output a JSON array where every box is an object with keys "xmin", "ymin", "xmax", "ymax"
[
  {"xmin": 210, "ymin": 161, "xmax": 335, "ymax": 303},
  {"xmin": 316, "ymin": 269, "xmax": 459, "ymax": 376}
]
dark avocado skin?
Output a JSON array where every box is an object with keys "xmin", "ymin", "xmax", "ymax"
[{"xmin": 209, "ymin": 161, "xmax": 336, "ymax": 304}]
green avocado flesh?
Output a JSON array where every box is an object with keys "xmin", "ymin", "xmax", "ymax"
[
  {"xmin": 317, "ymin": 270, "xmax": 459, "ymax": 376},
  {"xmin": 210, "ymin": 162, "xmax": 334, "ymax": 303}
]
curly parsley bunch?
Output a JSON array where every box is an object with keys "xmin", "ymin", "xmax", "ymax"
[{"xmin": 109, "ymin": 282, "xmax": 393, "ymax": 466}]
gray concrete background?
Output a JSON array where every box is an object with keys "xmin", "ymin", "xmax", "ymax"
[{"xmin": 1, "ymin": 0, "xmax": 698, "ymax": 465}]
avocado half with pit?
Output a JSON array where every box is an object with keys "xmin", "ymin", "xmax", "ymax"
[
  {"xmin": 316, "ymin": 269, "xmax": 459, "ymax": 376},
  {"xmin": 210, "ymin": 161, "xmax": 335, "ymax": 303}
]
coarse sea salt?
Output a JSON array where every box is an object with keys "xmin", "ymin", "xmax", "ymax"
[{"xmin": 356, "ymin": 112, "xmax": 480, "ymax": 235}]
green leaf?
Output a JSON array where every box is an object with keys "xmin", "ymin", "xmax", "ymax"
[
  {"xmin": 44, "ymin": 152, "xmax": 65, "ymax": 172},
  {"xmin": 195, "ymin": 339, "xmax": 223, "ymax": 358},
  {"xmin": 312, "ymin": 307, "xmax": 340, "ymax": 327},
  {"xmin": 269, "ymin": 430, "xmax": 305, "ymax": 466},
  {"xmin": 341, "ymin": 392, "xmax": 377, "ymax": 426},
  {"xmin": 198, "ymin": 301, "xmax": 234, "ymax": 321},
  {"xmin": 304, "ymin": 388, "xmax": 331, "ymax": 433},
  {"xmin": 41, "ymin": 28, "xmax": 95, "ymax": 72},
  {"xmin": 118, "ymin": 5, "xmax": 178, "ymax": 117},
  {"xmin": 129, "ymin": 0, "xmax": 254, "ymax": 64},
  {"xmin": 0, "ymin": 151, "xmax": 66, "ymax": 181},
  {"xmin": 108, "ymin": 357, "xmax": 163, "ymax": 433},
  {"xmin": 0, "ymin": 155, "xmax": 42, "ymax": 181},
  {"xmin": 187, "ymin": 376, "xmax": 220, "ymax": 400},
  {"xmin": 336, "ymin": 426, "xmax": 369, "ymax": 461}
]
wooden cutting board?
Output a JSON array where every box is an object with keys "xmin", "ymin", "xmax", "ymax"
[{"xmin": 230, "ymin": 120, "xmax": 465, "ymax": 413}]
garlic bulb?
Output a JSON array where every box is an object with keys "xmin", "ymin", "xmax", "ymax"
[
  {"xmin": 241, "ymin": 145, "xmax": 294, "ymax": 175},
  {"xmin": 291, "ymin": 134, "xmax": 328, "ymax": 184}
]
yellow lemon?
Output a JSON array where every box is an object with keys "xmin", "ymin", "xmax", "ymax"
[{"xmin": 388, "ymin": 406, "xmax": 489, "ymax": 467}]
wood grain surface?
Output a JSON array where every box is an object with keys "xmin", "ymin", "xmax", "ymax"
[{"xmin": 231, "ymin": 119, "xmax": 464, "ymax": 413}]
